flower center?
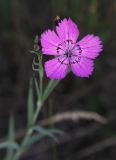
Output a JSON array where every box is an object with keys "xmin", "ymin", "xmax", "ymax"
[
  {"xmin": 66, "ymin": 50, "xmax": 72, "ymax": 57},
  {"xmin": 57, "ymin": 39, "xmax": 74, "ymax": 55},
  {"xmin": 56, "ymin": 40, "xmax": 82, "ymax": 65},
  {"xmin": 57, "ymin": 40, "xmax": 82, "ymax": 65}
]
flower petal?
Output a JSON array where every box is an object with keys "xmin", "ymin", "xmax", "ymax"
[
  {"xmin": 45, "ymin": 56, "xmax": 69, "ymax": 79},
  {"xmin": 40, "ymin": 29, "xmax": 64, "ymax": 55},
  {"xmin": 70, "ymin": 56, "xmax": 94, "ymax": 77},
  {"xmin": 56, "ymin": 18, "xmax": 79, "ymax": 43},
  {"xmin": 77, "ymin": 34, "xmax": 103, "ymax": 59}
]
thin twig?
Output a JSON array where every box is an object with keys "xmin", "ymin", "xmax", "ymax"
[{"xmin": 39, "ymin": 111, "xmax": 107, "ymax": 126}]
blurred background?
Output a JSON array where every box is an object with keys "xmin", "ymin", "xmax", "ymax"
[{"xmin": 0, "ymin": 0, "xmax": 116, "ymax": 159}]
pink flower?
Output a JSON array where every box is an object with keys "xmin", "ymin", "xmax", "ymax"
[{"xmin": 40, "ymin": 18, "xmax": 103, "ymax": 79}]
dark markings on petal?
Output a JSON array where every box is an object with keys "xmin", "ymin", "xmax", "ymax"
[
  {"xmin": 70, "ymin": 56, "xmax": 81, "ymax": 64},
  {"xmin": 64, "ymin": 39, "xmax": 73, "ymax": 44},
  {"xmin": 77, "ymin": 44, "xmax": 82, "ymax": 56},
  {"xmin": 67, "ymin": 39, "xmax": 73, "ymax": 44},
  {"xmin": 56, "ymin": 45, "xmax": 64, "ymax": 53},
  {"xmin": 57, "ymin": 46, "xmax": 62, "ymax": 53},
  {"xmin": 58, "ymin": 58, "xmax": 69, "ymax": 65}
]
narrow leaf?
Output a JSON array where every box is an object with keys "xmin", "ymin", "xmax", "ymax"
[
  {"xmin": 8, "ymin": 116, "xmax": 15, "ymax": 141},
  {"xmin": 32, "ymin": 126, "xmax": 62, "ymax": 142},
  {"xmin": 34, "ymin": 77, "xmax": 39, "ymax": 97},
  {"xmin": 0, "ymin": 142, "xmax": 19, "ymax": 150},
  {"xmin": 24, "ymin": 128, "xmax": 63, "ymax": 150},
  {"xmin": 27, "ymin": 78, "xmax": 34, "ymax": 127},
  {"xmin": 4, "ymin": 116, "xmax": 16, "ymax": 160},
  {"xmin": 43, "ymin": 69, "xmax": 71, "ymax": 102},
  {"xmin": 43, "ymin": 79, "xmax": 60, "ymax": 101},
  {"xmin": 26, "ymin": 134, "xmax": 43, "ymax": 149}
]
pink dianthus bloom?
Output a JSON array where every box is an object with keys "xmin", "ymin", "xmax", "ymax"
[{"xmin": 40, "ymin": 18, "xmax": 103, "ymax": 79}]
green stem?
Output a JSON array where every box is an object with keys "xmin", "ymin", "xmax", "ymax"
[
  {"xmin": 31, "ymin": 55, "xmax": 44, "ymax": 126},
  {"xmin": 39, "ymin": 74, "xmax": 43, "ymax": 96},
  {"xmin": 12, "ymin": 79, "xmax": 60, "ymax": 160},
  {"xmin": 32, "ymin": 100, "xmax": 43, "ymax": 125},
  {"xmin": 12, "ymin": 129, "xmax": 32, "ymax": 160},
  {"xmin": 38, "ymin": 55, "xmax": 43, "ymax": 98}
]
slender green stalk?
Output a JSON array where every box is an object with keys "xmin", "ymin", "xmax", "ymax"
[
  {"xmin": 39, "ymin": 74, "xmax": 43, "ymax": 97},
  {"xmin": 38, "ymin": 55, "xmax": 43, "ymax": 98},
  {"xmin": 32, "ymin": 100, "xmax": 43, "ymax": 125},
  {"xmin": 32, "ymin": 79, "xmax": 60, "ymax": 125},
  {"xmin": 11, "ymin": 79, "xmax": 60, "ymax": 160},
  {"xmin": 5, "ymin": 116, "xmax": 15, "ymax": 160},
  {"xmin": 11, "ymin": 76, "xmax": 61, "ymax": 160},
  {"xmin": 12, "ymin": 129, "xmax": 32, "ymax": 160},
  {"xmin": 32, "ymin": 55, "xmax": 44, "ymax": 125}
]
